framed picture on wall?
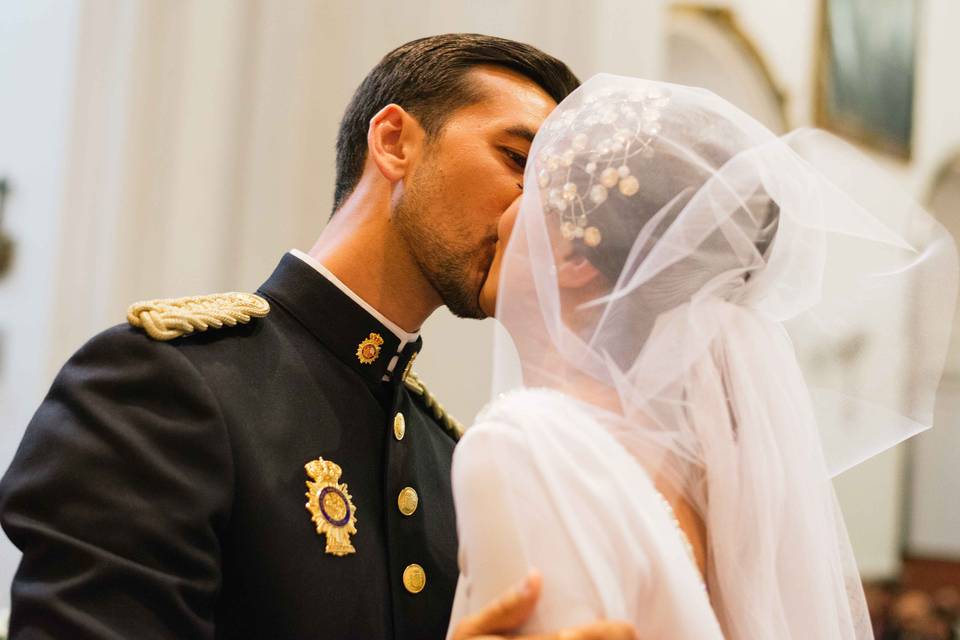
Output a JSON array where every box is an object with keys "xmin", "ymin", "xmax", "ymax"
[{"xmin": 815, "ymin": 0, "xmax": 918, "ymax": 159}]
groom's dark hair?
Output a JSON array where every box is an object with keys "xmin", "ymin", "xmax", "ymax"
[{"xmin": 332, "ymin": 33, "xmax": 580, "ymax": 213}]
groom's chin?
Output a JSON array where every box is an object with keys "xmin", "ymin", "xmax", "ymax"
[{"xmin": 439, "ymin": 280, "xmax": 488, "ymax": 320}]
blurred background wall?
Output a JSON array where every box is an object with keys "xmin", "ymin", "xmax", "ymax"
[{"xmin": 1, "ymin": 0, "xmax": 958, "ymax": 622}]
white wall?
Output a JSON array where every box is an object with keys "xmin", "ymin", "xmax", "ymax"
[
  {"xmin": 0, "ymin": 0, "xmax": 81, "ymax": 611},
  {"xmin": 904, "ymin": 0, "xmax": 960, "ymax": 560}
]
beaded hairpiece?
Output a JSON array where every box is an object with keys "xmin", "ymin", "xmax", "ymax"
[{"xmin": 535, "ymin": 85, "xmax": 672, "ymax": 247}]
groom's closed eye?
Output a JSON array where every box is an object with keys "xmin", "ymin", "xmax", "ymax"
[
  {"xmin": 500, "ymin": 124, "xmax": 537, "ymax": 188},
  {"xmin": 499, "ymin": 148, "xmax": 527, "ymax": 191},
  {"xmin": 501, "ymin": 148, "xmax": 527, "ymax": 170}
]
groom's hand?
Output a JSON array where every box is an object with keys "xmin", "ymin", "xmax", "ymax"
[{"xmin": 450, "ymin": 571, "xmax": 638, "ymax": 640}]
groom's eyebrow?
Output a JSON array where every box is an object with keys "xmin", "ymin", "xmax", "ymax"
[{"xmin": 503, "ymin": 125, "xmax": 536, "ymax": 144}]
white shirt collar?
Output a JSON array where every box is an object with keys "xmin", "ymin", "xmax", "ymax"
[{"xmin": 289, "ymin": 249, "xmax": 421, "ymax": 349}]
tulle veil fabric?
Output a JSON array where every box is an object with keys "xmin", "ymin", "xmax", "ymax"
[{"xmin": 452, "ymin": 74, "xmax": 956, "ymax": 638}]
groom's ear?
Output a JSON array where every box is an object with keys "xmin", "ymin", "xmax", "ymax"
[
  {"xmin": 367, "ymin": 104, "xmax": 424, "ymax": 183},
  {"xmin": 557, "ymin": 255, "xmax": 602, "ymax": 289}
]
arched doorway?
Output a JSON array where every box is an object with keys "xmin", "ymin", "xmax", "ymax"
[{"xmin": 663, "ymin": 6, "xmax": 788, "ymax": 134}]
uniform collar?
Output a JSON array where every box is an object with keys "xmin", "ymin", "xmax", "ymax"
[
  {"xmin": 289, "ymin": 249, "xmax": 421, "ymax": 347},
  {"xmin": 257, "ymin": 253, "xmax": 423, "ymax": 389}
]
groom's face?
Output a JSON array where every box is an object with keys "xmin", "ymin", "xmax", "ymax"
[{"xmin": 394, "ymin": 66, "xmax": 556, "ymax": 319}]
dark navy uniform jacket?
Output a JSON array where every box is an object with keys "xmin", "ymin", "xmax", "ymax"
[{"xmin": 0, "ymin": 253, "xmax": 460, "ymax": 639}]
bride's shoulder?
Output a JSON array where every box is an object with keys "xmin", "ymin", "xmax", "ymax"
[
  {"xmin": 474, "ymin": 387, "xmax": 580, "ymax": 427},
  {"xmin": 458, "ymin": 389, "xmax": 555, "ymax": 450},
  {"xmin": 456, "ymin": 387, "xmax": 596, "ymax": 459},
  {"xmin": 452, "ymin": 388, "xmax": 587, "ymax": 494}
]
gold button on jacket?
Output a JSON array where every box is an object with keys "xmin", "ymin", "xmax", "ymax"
[
  {"xmin": 403, "ymin": 564, "xmax": 426, "ymax": 594},
  {"xmin": 393, "ymin": 412, "xmax": 406, "ymax": 441},
  {"xmin": 397, "ymin": 487, "xmax": 419, "ymax": 516}
]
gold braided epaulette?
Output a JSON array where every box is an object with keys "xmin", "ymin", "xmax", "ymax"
[
  {"xmin": 127, "ymin": 292, "xmax": 270, "ymax": 341},
  {"xmin": 403, "ymin": 371, "xmax": 465, "ymax": 442}
]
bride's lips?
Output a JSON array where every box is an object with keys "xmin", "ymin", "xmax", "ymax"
[
  {"xmin": 478, "ymin": 197, "xmax": 522, "ymax": 315},
  {"xmin": 477, "ymin": 235, "xmax": 499, "ymax": 280}
]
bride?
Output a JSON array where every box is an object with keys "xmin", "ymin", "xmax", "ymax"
[{"xmin": 446, "ymin": 75, "xmax": 957, "ymax": 638}]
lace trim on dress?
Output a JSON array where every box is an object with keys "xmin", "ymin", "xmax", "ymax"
[{"xmin": 655, "ymin": 490, "xmax": 707, "ymax": 590}]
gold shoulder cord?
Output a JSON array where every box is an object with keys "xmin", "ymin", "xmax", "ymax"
[
  {"xmin": 127, "ymin": 292, "xmax": 270, "ymax": 341},
  {"xmin": 403, "ymin": 371, "xmax": 465, "ymax": 442}
]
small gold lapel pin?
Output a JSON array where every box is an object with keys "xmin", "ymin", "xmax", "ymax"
[
  {"xmin": 304, "ymin": 457, "xmax": 358, "ymax": 556},
  {"xmin": 356, "ymin": 332, "xmax": 384, "ymax": 365}
]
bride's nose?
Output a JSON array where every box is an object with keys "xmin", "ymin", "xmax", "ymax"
[{"xmin": 498, "ymin": 196, "xmax": 522, "ymax": 245}]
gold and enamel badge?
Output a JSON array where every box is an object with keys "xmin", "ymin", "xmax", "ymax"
[
  {"xmin": 356, "ymin": 332, "xmax": 384, "ymax": 365},
  {"xmin": 304, "ymin": 457, "xmax": 358, "ymax": 556}
]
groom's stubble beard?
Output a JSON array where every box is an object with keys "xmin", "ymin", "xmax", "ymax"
[{"xmin": 393, "ymin": 158, "xmax": 497, "ymax": 320}]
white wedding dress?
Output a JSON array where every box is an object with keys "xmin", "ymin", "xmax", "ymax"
[{"xmin": 447, "ymin": 388, "xmax": 723, "ymax": 638}]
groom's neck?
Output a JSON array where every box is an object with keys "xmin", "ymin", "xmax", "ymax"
[{"xmin": 307, "ymin": 189, "xmax": 440, "ymax": 334}]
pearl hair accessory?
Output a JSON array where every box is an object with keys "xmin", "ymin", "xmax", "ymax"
[{"xmin": 536, "ymin": 85, "xmax": 671, "ymax": 247}]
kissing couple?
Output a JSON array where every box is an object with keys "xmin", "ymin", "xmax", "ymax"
[{"xmin": 1, "ymin": 34, "xmax": 955, "ymax": 640}]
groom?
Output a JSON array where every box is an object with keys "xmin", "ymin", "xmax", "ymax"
[{"xmin": 0, "ymin": 34, "xmax": 635, "ymax": 639}]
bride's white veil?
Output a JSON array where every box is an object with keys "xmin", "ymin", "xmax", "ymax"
[{"xmin": 489, "ymin": 74, "xmax": 957, "ymax": 638}]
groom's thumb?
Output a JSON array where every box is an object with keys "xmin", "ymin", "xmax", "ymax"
[{"xmin": 452, "ymin": 570, "xmax": 542, "ymax": 639}]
